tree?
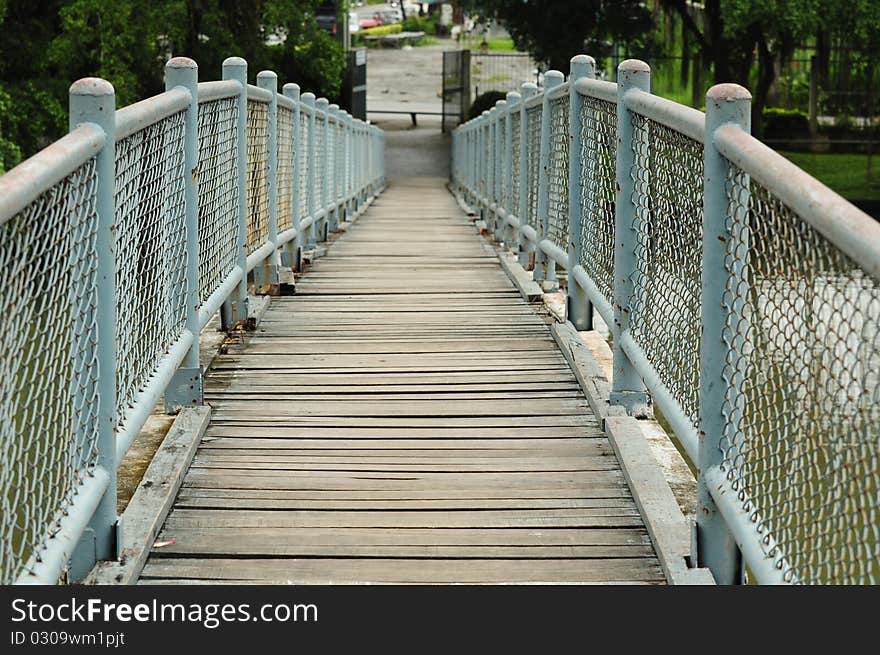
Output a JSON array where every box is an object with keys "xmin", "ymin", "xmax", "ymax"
[
  {"xmin": 660, "ymin": 0, "xmax": 820, "ymax": 134},
  {"xmin": 0, "ymin": 0, "xmax": 346, "ymax": 164},
  {"xmin": 463, "ymin": 0, "xmax": 654, "ymax": 72}
]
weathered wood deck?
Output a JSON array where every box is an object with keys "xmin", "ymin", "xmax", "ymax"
[{"xmin": 139, "ymin": 178, "xmax": 665, "ymax": 584}]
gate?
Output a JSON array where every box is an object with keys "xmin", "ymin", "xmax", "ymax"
[{"xmin": 442, "ymin": 50, "xmax": 470, "ymax": 132}]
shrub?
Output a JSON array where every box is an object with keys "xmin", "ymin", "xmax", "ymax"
[
  {"xmin": 762, "ymin": 107, "xmax": 809, "ymax": 139},
  {"xmin": 402, "ymin": 15, "xmax": 436, "ymax": 35},
  {"xmin": 352, "ymin": 23, "xmax": 403, "ymax": 46},
  {"xmin": 468, "ymin": 91, "xmax": 507, "ymax": 121}
]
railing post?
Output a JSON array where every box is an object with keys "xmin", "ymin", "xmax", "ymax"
[
  {"xmin": 485, "ymin": 108, "xmax": 494, "ymax": 231},
  {"xmin": 493, "ymin": 99, "xmax": 507, "ymax": 242},
  {"xmin": 535, "ymin": 69, "xmax": 564, "ymax": 287},
  {"xmin": 282, "ymin": 82, "xmax": 302, "ymax": 272},
  {"xmin": 609, "ymin": 59, "xmax": 650, "ymax": 415},
  {"xmin": 222, "ymin": 57, "xmax": 250, "ymax": 324},
  {"xmin": 504, "ymin": 91, "xmax": 519, "ymax": 248},
  {"xmin": 316, "ymin": 97, "xmax": 330, "ymax": 242},
  {"xmin": 518, "ymin": 82, "xmax": 537, "ymax": 269},
  {"xmin": 164, "ymin": 57, "xmax": 204, "ymax": 412},
  {"xmin": 302, "ymin": 92, "xmax": 317, "ymax": 249},
  {"xmin": 343, "ymin": 111, "xmax": 352, "ymax": 222},
  {"xmin": 67, "ymin": 77, "xmax": 117, "ymax": 578},
  {"xmin": 567, "ymin": 55, "xmax": 596, "ymax": 331},
  {"xmin": 329, "ymin": 103, "xmax": 340, "ymax": 232},
  {"xmin": 256, "ymin": 70, "xmax": 280, "ymax": 295},
  {"xmin": 698, "ymin": 83, "xmax": 752, "ymax": 585},
  {"xmin": 352, "ymin": 119, "xmax": 361, "ymax": 212}
]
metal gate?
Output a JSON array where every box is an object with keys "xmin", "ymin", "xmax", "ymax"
[{"xmin": 442, "ymin": 50, "xmax": 470, "ymax": 132}]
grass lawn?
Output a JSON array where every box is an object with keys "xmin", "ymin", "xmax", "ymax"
[{"xmin": 779, "ymin": 151, "xmax": 880, "ymax": 201}]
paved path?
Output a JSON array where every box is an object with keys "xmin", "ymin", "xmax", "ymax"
[{"xmin": 139, "ymin": 178, "xmax": 664, "ymax": 584}]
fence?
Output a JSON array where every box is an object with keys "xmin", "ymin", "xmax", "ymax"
[
  {"xmin": 471, "ymin": 52, "xmax": 541, "ymax": 99},
  {"xmin": 451, "ymin": 55, "xmax": 880, "ymax": 585},
  {"xmin": 0, "ymin": 56, "xmax": 386, "ymax": 585}
]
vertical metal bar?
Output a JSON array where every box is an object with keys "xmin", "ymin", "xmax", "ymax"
[
  {"xmin": 698, "ymin": 83, "xmax": 753, "ymax": 585},
  {"xmin": 535, "ymin": 70, "xmax": 564, "ymax": 286},
  {"xmin": 481, "ymin": 110, "xmax": 489, "ymax": 220},
  {"xmin": 493, "ymin": 100, "xmax": 507, "ymax": 241},
  {"xmin": 68, "ymin": 77, "xmax": 117, "ymax": 577},
  {"xmin": 567, "ymin": 55, "xmax": 595, "ymax": 331},
  {"xmin": 518, "ymin": 82, "xmax": 537, "ymax": 268},
  {"xmin": 282, "ymin": 82, "xmax": 302, "ymax": 272},
  {"xmin": 504, "ymin": 92, "xmax": 519, "ymax": 247},
  {"xmin": 302, "ymin": 92, "xmax": 317, "ymax": 249},
  {"xmin": 328, "ymin": 103, "xmax": 339, "ymax": 232},
  {"xmin": 316, "ymin": 97, "xmax": 330, "ymax": 242},
  {"xmin": 164, "ymin": 57, "xmax": 204, "ymax": 412},
  {"xmin": 222, "ymin": 57, "xmax": 250, "ymax": 323},
  {"xmin": 486, "ymin": 108, "xmax": 495, "ymax": 231},
  {"xmin": 256, "ymin": 70, "xmax": 280, "ymax": 295},
  {"xmin": 609, "ymin": 59, "xmax": 650, "ymax": 415},
  {"xmin": 343, "ymin": 111, "xmax": 352, "ymax": 221}
]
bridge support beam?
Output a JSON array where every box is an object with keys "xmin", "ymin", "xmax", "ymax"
[
  {"xmin": 697, "ymin": 83, "xmax": 753, "ymax": 585},
  {"xmin": 609, "ymin": 60, "xmax": 649, "ymax": 415}
]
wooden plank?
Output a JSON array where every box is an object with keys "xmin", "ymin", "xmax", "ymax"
[
  {"xmin": 86, "ymin": 407, "xmax": 211, "ymax": 584},
  {"xmin": 137, "ymin": 178, "xmax": 663, "ymax": 586},
  {"xmin": 139, "ymin": 557, "xmax": 664, "ymax": 584}
]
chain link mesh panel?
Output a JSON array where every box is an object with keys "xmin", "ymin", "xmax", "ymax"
[
  {"xmin": 509, "ymin": 112, "xmax": 521, "ymax": 213},
  {"xmin": 196, "ymin": 97, "xmax": 239, "ymax": 303},
  {"xmin": 327, "ymin": 119, "xmax": 336, "ymax": 205},
  {"xmin": 627, "ymin": 114, "xmax": 704, "ymax": 425},
  {"xmin": 336, "ymin": 122, "xmax": 344, "ymax": 201},
  {"xmin": 494, "ymin": 119, "xmax": 503, "ymax": 206},
  {"xmin": 245, "ymin": 100, "xmax": 269, "ymax": 252},
  {"xmin": 315, "ymin": 114, "xmax": 326, "ymax": 210},
  {"xmin": 299, "ymin": 112, "xmax": 308, "ymax": 218},
  {"xmin": 526, "ymin": 105, "xmax": 542, "ymax": 228},
  {"xmin": 547, "ymin": 95, "xmax": 570, "ymax": 249},
  {"xmin": 114, "ymin": 112, "xmax": 188, "ymax": 424},
  {"xmin": 578, "ymin": 96, "xmax": 617, "ymax": 304},
  {"xmin": 720, "ymin": 169, "xmax": 880, "ymax": 584},
  {"xmin": 0, "ymin": 161, "xmax": 100, "ymax": 584},
  {"xmin": 276, "ymin": 104, "xmax": 294, "ymax": 233}
]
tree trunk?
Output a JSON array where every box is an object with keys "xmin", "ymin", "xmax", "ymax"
[{"xmin": 752, "ymin": 33, "xmax": 776, "ymax": 138}]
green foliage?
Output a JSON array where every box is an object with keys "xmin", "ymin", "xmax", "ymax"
[
  {"xmin": 356, "ymin": 23, "xmax": 402, "ymax": 38},
  {"xmin": 402, "ymin": 15, "xmax": 436, "ymax": 36},
  {"xmin": 463, "ymin": 0, "xmax": 653, "ymax": 71},
  {"xmin": 0, "ymin": 0, "xmax": 347, "ymax": 163},
  {"xmin": 467, "ymin": 90, "xmax": 506, "ymax": 121},
  {"xmin": 781, "ymin": 151, "xmax": 880, "ymax": 201}
]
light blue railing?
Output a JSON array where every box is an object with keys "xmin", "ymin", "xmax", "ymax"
[
  {"xmin": 0, "ymin": 55, "xmax": 386, "ymax": 585},
  {"xmin": 452, "ymin": 54, "xmax": 880, "ymax": 585}
]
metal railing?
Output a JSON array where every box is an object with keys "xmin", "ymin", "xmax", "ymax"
[
  {"xmin": 451, "ymin": 54, "xmax": 880, "ymax": 585},
  {"xmin": 0, "ymin": 56, "xmax": 386, "ymax": 585}
]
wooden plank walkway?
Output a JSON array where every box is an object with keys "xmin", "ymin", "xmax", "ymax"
[{"xmin": 139, "ymin": 177, "xmax": 665, "ymax": 584}]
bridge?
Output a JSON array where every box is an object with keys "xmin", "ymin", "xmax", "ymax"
[{"xmin": 1, "ymin": 54, "xmax": 878, "ymax": 586}]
